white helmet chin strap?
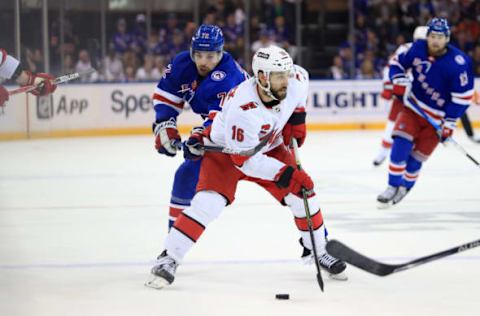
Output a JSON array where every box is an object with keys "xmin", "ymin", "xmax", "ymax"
[{"xmin": 255, "ymin": 72, "xmax": 278, "ymax": 100}]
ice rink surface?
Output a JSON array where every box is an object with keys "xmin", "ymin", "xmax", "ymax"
[{"xmin": 0, "ymin": 131, "xmax": 479, "ymax": 316}]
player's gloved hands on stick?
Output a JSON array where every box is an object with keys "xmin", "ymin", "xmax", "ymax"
[
  {"xmin": 438, "ymin": 120, "xmax": 455, "ymax": 143},
  {"xmin": 282, "ymin": 112, "xmax": 307, "ymax": 148},
  {"xmin": 153, "ymin": 118, "xmax": 181, "ymax": 157},
  {"xmin": 274, "ymin": 165, "xmax": 314, "ymax": 195},
  {"xmin": 22, "ymin": 71, "xmax": 57, "ymax": 96},
  {"xmin": 183, "ymin": 126, "xmax": 210, "ymax": 160},
  {"xmin": 0, "ymin": 85, "xmax": 9, "ymax": 107}
]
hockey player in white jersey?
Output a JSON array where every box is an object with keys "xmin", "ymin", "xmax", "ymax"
[
  {"xmin": 0, "ymin": 48, "xmax": 57, "ymax": 107},
  {"xmin": 145, "ymin": 45, "xmax": 347, "ymax": 289},
  {"xmin": 372, "ymin": 26, "xmax": 428, "ymax": 166}
]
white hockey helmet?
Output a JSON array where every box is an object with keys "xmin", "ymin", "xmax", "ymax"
[
  {"xmin": 413, "ymin": 26, "xmax": 428, "ymax": 40},
  {"xmin": 252, "ymin": 45, "xmax": 293, "ymax": 99}
]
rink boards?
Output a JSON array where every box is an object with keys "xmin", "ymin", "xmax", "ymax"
[{"xmin": 1, "ymin": 79, "xmax": 479, "ymax": 140}]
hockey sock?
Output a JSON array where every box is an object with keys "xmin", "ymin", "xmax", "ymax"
[
  {"xmin": 388, "ymin": 137, "xmax": 413, "ymax": 187},
  {"xmin": 403, "ymin": 155, "xmax": 422, "ymax": 189}
]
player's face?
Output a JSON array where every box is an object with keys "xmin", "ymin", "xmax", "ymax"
[
  {"xmin": 192, "ymin": 51, "xmax": 222, "ymax": 76},
  {"xmin": 269, "ymin": 71, "xmax": 290, "ymax": 100},
  {"xmin": 427, "ymin": 32, "xmax": 448, "ymax": 56}
]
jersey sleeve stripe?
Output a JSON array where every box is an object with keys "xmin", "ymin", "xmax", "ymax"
[
  {"xmin": 154, "ymin": 87, "xmax": 183, "ymax": 103},
  {"xmin": 451, "ymin": 97, "xmax": 472, "ymax": 106},
  {"xmin": 451, "ymin": 89, "xmax": 474, "ymax": 98},
  {"xmin": 153, "ymin": 94, "xmax": 184, "ymax": 111}
]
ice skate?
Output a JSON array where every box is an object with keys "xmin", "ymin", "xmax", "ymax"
[
  {"xmin": 318, "ymin": 252, "xmax": 348, "ymax": 281},
  {"xmin": 377, "ymin": 185, "xmax": 399, "ymax": 208},
  {"xmin": 145, "ymin": 251, "xmax": 178, "ymax": 289},
  {"xmin": 392, "ymin": 186, "xmax": 410, "ymax": 205}
]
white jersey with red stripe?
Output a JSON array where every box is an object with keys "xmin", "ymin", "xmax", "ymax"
[
  {"xmin": 209, "ymin": 64, "xmax": 309, "ymax": 181},
  {"xmin": 0, "ymin": 49, "xmax": 20, "ymax": 80}
]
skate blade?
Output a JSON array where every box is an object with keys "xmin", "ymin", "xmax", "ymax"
[
  {"xmin": 328, "ymin": 272, "xmax": 348, "ymax": 281},
  {"xmin": 144, "ymin": 276, "xmax": 170, "ymax": 290},
  {"xmin": 377, "ymin": 201, "xmax": 392, "ymax": 209}
]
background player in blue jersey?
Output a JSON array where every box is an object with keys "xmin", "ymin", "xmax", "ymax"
[
  {"xmin": 151, "ymin": 24, "xmax": 247, "ymax": 229},
  {"xmin": 377, "ymin": 18, "xmax": 475, "ymax": 208}
]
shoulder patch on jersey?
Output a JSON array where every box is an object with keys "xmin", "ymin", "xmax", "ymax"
[
  {"xmin": 455, "ymin": 55, "xmax": 465, "ymax": 65},
  {"xmin": 211, "ymin": 70, "xmax": 226, "ymax": 81}
]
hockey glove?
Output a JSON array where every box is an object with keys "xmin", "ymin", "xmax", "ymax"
[
  {"xmin": 437, "ymin": 119, "xmax": 456, "ymax": 143},
  {"xmin": 392, "ymin": 77, "xmax": 411, "ymax": 100},
  {"xmin": 153, "ymin": 118, "xmax": 181, "ymax": 157},
  {"xmin": 23, "ymin": 71, "xmax": 57, "ymax": 96},
  {"xmin": 381, "ymin": 81, "xmax": 393, "ymax": 100},
  {"xmin": 282, "ymin": 110, "xmax": 307, "ymax": 147},
  {"xmin": 183, "ymin": 126, "xmax": 210, "ymax": 160},
  {"xmin": 274, "ymin": 165, "xmax": 314, "ymax": 195},
  {"xmin": 0, "ymin": 85, "xmax": 9, "ymax": 107}
]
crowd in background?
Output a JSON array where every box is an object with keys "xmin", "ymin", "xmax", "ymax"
[
  {"xmin": 330, "ymin": 0, "xmax": 480, "ymax": 79},
  {"xmin": 18, "ymin": 0, "xmax": 480, "ymax": 83}
]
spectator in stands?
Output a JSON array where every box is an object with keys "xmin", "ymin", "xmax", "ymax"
[
  {"xmin": 102, "ymin": 45, "xmax": 125, "ymax": 82},
  {"xmin": 223, "ymin": 11, "xmax": 244, "ymax": 60},
  {"xmin": 356, "ymin": 59, "xmax": 380, "ymax": 79},
  {"xmin": 251, "ymin": 28, "xmax": 276, "ymax": 54},
  {"xmin": 75, "ymin": 49, "xmax": 98, "ymax": 82},
  {"xmin": 25, "ymin": 48, "xmax": 44, "ymax": 73},
  {"xmin": 159, "ymin": 13, "xmax": 181, "ymax": 49},
  {"xmin": 330, "ymin": 55, "xmax": 347, "ymax": 80},
  {"xmin": 184, "ymin": 22, "xmax": 198, "ymax": 42},
  {"xmin": 131, "ymin": 14, "xmax": 147, "ymax": 56},
  {"xmin": 62, "ymin": 54, "xmax": 75, "ymax": 75},
  {"xmin": 112, "ymin": 18, "xmax": 133, "ymax": 54},
  {"xmin": 162, "ymin": 30, "xmax": 188, "ymax": 61},
  {"xmin": 124, "ymin": 65, "xmax": 136, "ymax": 82},
  {"xmin": 136, "ymin": 54, "xmax": 161, "ymax": 81},
  {"xmin": 203, "ymin": 8, "xmax": 218, "ymax": 25},
  {"xmin": 146, "ymin": 32, "xmax": 163, "ymax": 56}
]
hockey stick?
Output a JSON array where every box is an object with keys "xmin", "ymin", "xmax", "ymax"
[
  {"xmin": 8, "ymin": 68, "xmax": 97, "ymax": 96},
  {"xmin": 460, "ymin": 113, "xmax": 480, "ymax": 143},
  {"xmin": 408, "ymin": 98, "xmax": 480, "ymax": 167},
  {"xmin": 200, "ymin": 129, "xmax": 274, "ymax": 156},
  {"xmin": 291, "ymin": 138, "xmax": 324, "ymax": 292},
  {"xmin": 326, "ymin": 238, "xmax": 480, "ymax": 276}
]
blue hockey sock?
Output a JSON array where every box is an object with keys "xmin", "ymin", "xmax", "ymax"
[
  {"xmin": 403, "ymin": 155, "xmax": 422, "ymax": 189},
  {"xmin": 388, "ymin": 137, "xmax": 414, "ymax": 187}
]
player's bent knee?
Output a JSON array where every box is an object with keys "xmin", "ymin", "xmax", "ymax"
[
  {"xmin": 183, "ymin": 190, "xmax": 227, "ymax": 225},
  {"xmin": 284, "ymin": 193, "xmax": 320, "ymax": 218}
]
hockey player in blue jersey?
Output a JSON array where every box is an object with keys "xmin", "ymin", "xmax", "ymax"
[
  {"xmin": 377, "ymin": 18, "xmax": 475, "ymax": 208},
  {"xmin": 152, "ymin": 24, "xmax": 247, "ymax": 228}
]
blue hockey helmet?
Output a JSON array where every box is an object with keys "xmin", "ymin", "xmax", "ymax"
[
  {"xmin": 427, "ymin": 18, "xmax": 450, "ymax": 37},
  {"xmin": 191, "ymin": 24, "xmax": 224, "ymax": 52}
]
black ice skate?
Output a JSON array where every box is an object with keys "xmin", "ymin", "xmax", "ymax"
[
  {"xmin": 318, "ymin": 252, "xmax": 348, "ymax": 280},
  {"xmin": 145, "ymin": 250, "xmax": 178, "ymax": 289}
]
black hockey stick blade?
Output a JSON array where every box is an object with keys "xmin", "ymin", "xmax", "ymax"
[
  {"xmin": 316, "ymin": 272, "xmax": 324, "ymax": 291},
  {"xmin": 326, "ymin": 239, "xmax": 480, "ymax": 277},
  {"xmin": 201, "ymin": 130, "xmax": 274, "ymax": 156}
]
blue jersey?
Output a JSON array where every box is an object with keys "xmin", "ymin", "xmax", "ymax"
[
  {"xmin": 389, "ymin": 40, "xmax": 474, "ymax": 125},
  {"xmin": 153, "ymin": 51, "xmax": 247, "ymax": 126}
]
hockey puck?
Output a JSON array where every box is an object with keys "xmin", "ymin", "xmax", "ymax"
[{"xmin": 275, "ymin": 294, "xmax": 290, "ymax": 300}]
